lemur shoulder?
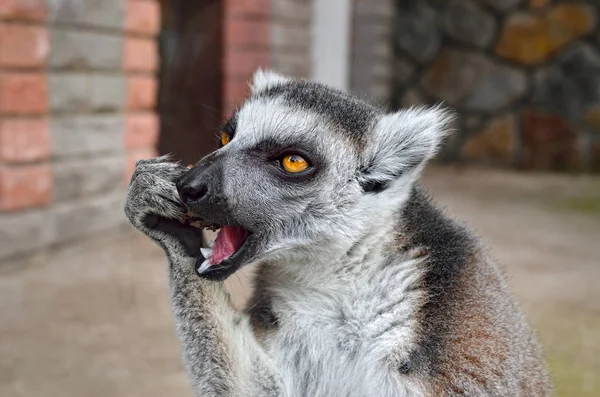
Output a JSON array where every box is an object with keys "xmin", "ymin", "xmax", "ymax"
[{"xmin": 124, "ymin": 70, "xmax": 551, "ymax": 397}]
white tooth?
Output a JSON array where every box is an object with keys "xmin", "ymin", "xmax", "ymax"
[
  {"xmin": 208, "ymin": 240, "xmax": 215, "ymax": 248},
  {"xmin": 197, "ymin": 259, "xmax": 211, "ymax": 274},
  {"xmin": 200, "ymin": 248, "xmax": 213, "ymax": 258}
]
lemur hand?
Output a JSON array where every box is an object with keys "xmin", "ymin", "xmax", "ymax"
[{"xmin": 124, "ymin": 156, "xmax": 204, "ymax": 259}]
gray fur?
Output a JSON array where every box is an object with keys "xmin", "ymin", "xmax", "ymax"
[{"xmin": 124, "ymin": 70, "xmax": 550, "ymax": 396}]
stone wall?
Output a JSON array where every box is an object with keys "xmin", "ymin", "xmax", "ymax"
[
  {"xmin": 350, "ymin": 0, "xmax": 394, "ymax": 104},
  {"xmin": 393, "ymin": 0, "xmax": 600, "ymax": 172},
  {"xmin": 0, "ymin": 0, "xmax": 160, "ymax": 261}
]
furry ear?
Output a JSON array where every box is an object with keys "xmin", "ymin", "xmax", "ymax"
[
  {"xmin": 359, "ymin": 106, "xmax": 454, "ymax": 193},
  {"xmin": 250, "ymin": 69, "xmax": 292, "ymax": 94}
]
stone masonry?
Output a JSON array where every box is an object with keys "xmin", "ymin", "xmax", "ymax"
[
  {"xmin": 350, "ymin": 0, "xmax": 395, "ymax": 105},
  {"xmin": 393, "ymin": 0, "xmax": 600, "ymax": 172},
  {"xmin": 0, "ymin": 0, "xmax": 160, "ymax": 260}
]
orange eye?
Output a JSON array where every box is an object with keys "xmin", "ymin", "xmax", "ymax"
[
  {"xmin": 221, "ymin": 132, "xmax": 231, "ymax": 146},
  {"xmin": 281, "ymin": 154, "xmax": 309, "ymax": 173}
]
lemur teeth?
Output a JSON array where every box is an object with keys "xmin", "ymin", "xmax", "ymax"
[
  {"xmin": 200, "ymin": 248, "xmax": 213, "ymax": 259},
  {"xmin": 197, "ymin": 259, "xmax": 211, "ymax": 274}
]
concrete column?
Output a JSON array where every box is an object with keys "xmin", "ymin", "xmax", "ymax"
[{"xmin": 311, "ymin": 0, "xmax": 352, "ymax": 91}]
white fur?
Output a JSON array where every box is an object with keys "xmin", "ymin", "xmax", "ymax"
[
  {"xmin": 263, "ymin": 234, "xmax": 427, "ymax": 397},
  {"xmin": 232, "ymin": 98, "xmax": 322, "ymax": 146},
  {"xmin": 250, "ymin": 69, "xmax": 292, "ymax": 94},
  {"xmin": 359, "ymin": 105, "xmax": 455, "ymax": 192}
]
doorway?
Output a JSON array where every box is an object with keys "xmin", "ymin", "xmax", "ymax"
[{"xmin": 157, "ymin": 0, "xmax": 223, "ymax": 165}]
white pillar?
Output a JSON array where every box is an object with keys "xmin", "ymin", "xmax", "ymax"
[{"xmin": 311, "ymin": 0, "xmax": 352, "ymax": 91}]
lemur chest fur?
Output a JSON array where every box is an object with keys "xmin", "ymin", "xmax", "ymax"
[{"xmin": 252, "ymin": 253, "xmax": 427, "ymax": 397}]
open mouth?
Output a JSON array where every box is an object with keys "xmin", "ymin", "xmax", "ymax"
[
  {"xmin": 197, "ymin": 226, "xmax": 249, "ymax": 274},
  {"xmin": 179, "ymin": 213, "xmax": 251, "ymax": 280}
]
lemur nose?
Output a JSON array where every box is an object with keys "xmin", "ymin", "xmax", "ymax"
[{"xmin": 177, "ymin": 179, "xmax": 209, "ymax": 205}]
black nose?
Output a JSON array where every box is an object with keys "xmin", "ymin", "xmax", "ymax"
[{"xmin": 176, "ymin": 179, "xmax": 209, "ymax": 205}]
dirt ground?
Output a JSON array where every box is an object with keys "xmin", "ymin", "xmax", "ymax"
[{"xmin": 1, "ymin": 166, "xmax": 599, "ymax": 397}]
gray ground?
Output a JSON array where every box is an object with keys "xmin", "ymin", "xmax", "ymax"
[{"xmin": 1, "ymin": 166, "xmax": 599, "ymax": 397}]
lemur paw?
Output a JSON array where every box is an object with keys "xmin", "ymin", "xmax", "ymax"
[{"xmin": 125, "ymin": 155, "xmax": 204, "ymax": 257}]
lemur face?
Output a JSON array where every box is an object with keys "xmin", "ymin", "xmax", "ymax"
[{"xmin": 176, "ymin": 70, "xmax": 452, "ymax": 281}]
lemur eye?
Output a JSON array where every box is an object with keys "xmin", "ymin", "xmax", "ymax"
[
  {"xmin": 221, "ymin": 132, "xmax": 231, "ymax": 146},
  {"xmin": 281, "ymin": 154, "xmax": 309, "ymax": 173}
]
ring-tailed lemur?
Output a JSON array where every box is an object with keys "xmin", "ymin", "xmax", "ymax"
[{"xmin": 124, "ymin": 70, "xmax": 550, "ymax": 397}]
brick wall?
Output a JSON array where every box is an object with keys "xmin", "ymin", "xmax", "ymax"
[
  {"xmin": 0, "ymin": 0, "xmax": 49, "ymax": 215},
  {"xmin": 350, "ymin": 0, "xmax": 394, "ymax": 104},
  {"xmin": 0, "ymin": 0, "xmax": 50, "ymax": 259},
  {"xmin": 271, "ymin": 0, "xmax": 312, "ymax": 79},
  {"xmin": 0, "ymin": 0, "xmax": 315, "ymax": 261},
  {"xmin": 0, "ymin": 0, "xmax": 160, "ymax": 261},
  {"xmin": 123, "ymin": 0, "xmax": 160, "ymax": 180},
  {"xmin": 222, "ymin": 0, "xmax": 313, "ymax": 117},
  {"xmin": 222, "ymin": 0, "xmax": 271, "ymax": 116}
]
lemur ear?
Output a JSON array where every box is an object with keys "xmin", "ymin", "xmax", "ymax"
[
  {"xmin": 250, "ymin": 68, "xmax": 292, "ymax": 94},
  {"xmin": 359, "ymin": 106, "xmax": 454, "ymax": 193}
]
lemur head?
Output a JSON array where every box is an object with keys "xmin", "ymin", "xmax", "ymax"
[{"xmin": 176, "ymin": 70, "xmax": 453, "ymax": 281}]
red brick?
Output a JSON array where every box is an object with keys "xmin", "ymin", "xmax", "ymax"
[
  {"xmin": 124, "ymin": 148, "xmax": 158, "ymax": 184},
  {"xmin": 0, "ymin": 118, "xmax": 49, "ymax": 162},
  {"xmin": 225, "ymin": 0, "xmax": 270, "ymax": 17},
  {"xmin": 0, "ymin": 73, "xmax": 48, "ymax": 115},
  {"xmin": 125, "ymin": 0, "xmax": 160, "ymax": 35},
  {"xmin": 0, "ymin": 0, "xmax": 46, "ymax": 21},
  {"xmin": 223, "ymin": 102, "xmax": 241, "ymax": 118},
  {"xmin": 125, "ymin": 112, "xmax": 159, "ymax": 149},
  {"xmin": 123, "ymin": 37, "xmax": 158, "ymax": 72},
  {"xmin": 224, "ymin": 19, "xmax": 270, "ymax": 48},
  {"xmin": 0, "ymin": 163, "xmax": 52, "ymax": 211},
  {"xmin": 0, "ymin": 24, "xmax": 49, "ymax": 68},
  {"xmin": 223, "ymin": 79, "xmax": 251, "ymax": 106},
  {"xmin": 224, "ymin": 50, "xmax": 269, "ymax": 78},
  {"xmin": 126, "ymin": 76, "xmax": 157, "ymax": 110}
]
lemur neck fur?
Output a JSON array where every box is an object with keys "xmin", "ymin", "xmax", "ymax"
[{"xmin": 260, "ymin": 217, "xmax": 404, "ymax": 293}]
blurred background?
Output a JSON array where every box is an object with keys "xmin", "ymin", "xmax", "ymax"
[{"xmin": 0, "ymin": 0, "xmax": 598, "ymax": 396}]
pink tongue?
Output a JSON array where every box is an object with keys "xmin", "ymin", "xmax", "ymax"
[{"xmin": 210, "ymin": 226, "xmax": 248, "ymax": 265}]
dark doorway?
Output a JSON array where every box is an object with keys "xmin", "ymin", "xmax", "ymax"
[{"xmin": 157, "ymin": 0, "xmax": 223, "ymax": 165}]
